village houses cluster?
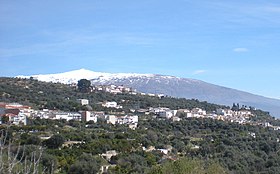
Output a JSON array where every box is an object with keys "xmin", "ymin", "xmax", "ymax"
[
  {"xmin": 2, "ymin": 100, "xmax": 280, "ymax": 131},
  {"xmin": 1, "ymin": 85, "xmax": 280, "ymax": 131},
  {"xmin": 146, "ymin": 107, "xmax": 254, "ymax": 124},
  {"xmin": 0, "ymin": 101, "xmax": 139, "ymax": 129},
  {"xmin": 89, "ymin": 84, "xmax": 165, "ymax": 98},
  {"xmin": 91, "ymin": 85, "xmax": 135, "ymax": 94}
]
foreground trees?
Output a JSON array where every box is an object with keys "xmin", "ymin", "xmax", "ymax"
[
  {"xmin": 2, "ymin": 116, "xmax": 280, "ymax": 174},
  {"xmin": 69, "ymin": 154, "xmax": 106, "ymax": 174},
  {"xmin": 0, "ymin": 129, "xmax": 44, "ymax": 174},
  {"xmin": 1, "ymin": 78, "xmax": 280, "ymax": 173},
  {"xmin": 149, "ymin": 158, "xmax": 227, "ymax": 174},
  {"xmin": 43, "ymin": 134, "xmax": 65, "ymax": 149}
]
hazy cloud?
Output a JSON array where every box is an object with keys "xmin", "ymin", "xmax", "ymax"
[
  {"xmin": 0, "ymin": 29, "xmax": 158, "ymax": 58},
  {"xmin": 233, "ymin": 48, "xmax": 249, "ymax": 52},
  {"xmin": 200, "ymin": 1, "xmax": 280, "ymax": 26},
  {"xmin": 263, "ymin": 6, "xmax": 280, "ymax": 13},
  {"xmin": 192, "ymin": 70, "xmax": 206, "ymax": 75}
]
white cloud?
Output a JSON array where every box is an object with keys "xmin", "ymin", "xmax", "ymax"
[
  {"xmin": 233, "ymin": 48, "xmax": 249, "ymax": 52},
  {"xmin": 192, "ymin": 70, "xmax": 206, "ymax": 75}
]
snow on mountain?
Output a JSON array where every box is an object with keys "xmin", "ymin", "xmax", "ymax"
[
  {"xmin": 16, "ymin": 68, "xmax": 280, "ymax": 117},
  {"xmin": 16, "ymin": 68, "xmax": 155, "ymax": 84}
]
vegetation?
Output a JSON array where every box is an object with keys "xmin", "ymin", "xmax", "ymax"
[
  {"xmin": 2, "ymin": 116, "xmax": 280, "ymax": 173},
  {"xmin": 0, "ymin": 77, "xmax": 226, "ymax": 112},
  {"xmin": 1, "ymin": 77, "xmax": 280, "ymax": 173},
  {"xmin": 77, "ymin": 79, "xmax": 91, "ymax": 93},
  {"xmin": 149, "ymin": 158, "xmax": 227, "ymax": 174}
]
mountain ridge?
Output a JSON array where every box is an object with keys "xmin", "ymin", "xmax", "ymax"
[
  {"xmin": 16, "ymin": 69, "xmax": 280, "ymax": 117},
  {"xmin": 16, "ymin": 68, "xmax": 156, "ymax": 84}
]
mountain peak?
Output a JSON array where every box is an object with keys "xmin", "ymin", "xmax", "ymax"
[
  {"xmin": 16, "ymin": 69, "xmax": 155, "ymax": 84},
  {"xmin": 15, "ymin": 69, "xmax": 280, "ymax": 117}
]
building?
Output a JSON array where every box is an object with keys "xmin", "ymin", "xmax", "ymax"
[
  {"xmin": 107, "ymin": 115, "xmax": 117, "ymax": 125},
  {"xmin": 151, "ymin": 107, "xmax": 170, "ymax": 115},
  {"xmin": 2, "ymin": 109, "xmax": 27, "ymax": 125},
  {"xmin": 106, "ymin": 115, "xmax": 139, "ymax": 128},
  {"xmin": 77, "ymin": 99, "xmax": 89, "ymax": 106},
  {"xmin": 172, "ymin": 116, "xmax": 181, "ymax": 122},
  {"xmin": 102, "ymin": 101, "xmax": 122, "ymax": 109},
  {"xmin": 7, "ymin": 113, "xmax": 27, "ymax": 125},
  {"xmin": 158, "ymin": 110, "xmax": 178, "ymax": 119},
  {"xmin": 0, "ymin": 107, "xmax": 28, "ymax": 125},
  {"xmin": 216, "ymin": 109, "xmax": 233, "ymax": 116},
  {"xmin": 0, "ymin": 102, "xmax": 31, "ymax": 110},
  {"xmin": 32, "ymin": 109, "xmax": 52, "ymax": 119},
  {"xmin": 53, "ymin": 112, "xmax": 81, "ymax": 121},
  {"xmin": 101, "ymin": 150, "xmax": 118, "ymax": 161},
  {"xmin": 177, "ymin": 109, "xmax": 193, "ymax": 118},
  {"xmin": 191, "ymin": 108, "xmax": 207, "ymax": 117},
  {"xmin": 81, "ymin": 111, "xmax": 98, "ymax": 123},
  {"xmin": 116, "ymin": 115, "xmax": 138, "ymax": 125}
]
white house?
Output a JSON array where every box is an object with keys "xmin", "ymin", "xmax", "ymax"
[
  {"xmin": 172, "ymin": 116, "xmax": 181, "ymax": 122},
  {"xmin": 129, "ymin": 92, "xmax": 137, "ymax": 95},
  {"xmin": 236, "ymin": 110, "xmax": 252, "ymax": 117},
  {"xmin": 81, "ymin": 111, "xmax": 98, "ymax": 123},
  {"xmin": 102, "ymin": 101, "xmax": 122, "ymax": 109},
  {"xmin": 33, "ymin": 109, "xmax": 52, "ymax": 119},
  {"xmin": 191, "ymin": 108, "xmax": 206, "ymax": 117},
  {"xmin": 77, "ymin": 99, "xmax": 89, "ymax": 106},
  {"xmin": 216, "ymin": 109, "xmax": 233, "ymax": 116},
  {"xmin": 158, "ymin": 110, "xmax": 177, "ymax": 119},
  {"xmin": 122, "ymin": 87, "xmax": 132, "ymax": 92},
  {"xmin": 117, "ymin": 115, "xmax": 138, "ymax": 125},
  {"xmin": 177, "ymin": 109, "xmax": 193, "ymax": 118},
  {"xmin": 107, "ymin": 115, "xmax": 117, "ymax": 125},
  {"xmin": 110, "ymin": 89, "xmax": 122, "ymax": 94},
  {"xmin": 101, "ymin": 150, "xmax": 118, "ymax": 161},
  {"xmin": 107, "ymin": 115, "xmax": 139, "ymax": 128},
  {"xmin": 157, "ymin": 94, "xmax": 165, "ymax": 99},
  {"xmin": 151, "ymin": 107, "xmax": 170, "ymax": 114},
  {"xmin": 1, "ymin": 108, "xmax": 27, "ymax": 125},
  {"xmin": 157, "ymin": 149, "xmax": 168, "ymax": 155},
  {"xmin": 147, "ymin": 93, "xmax": 156, "ymax": 97},
  {"xmin": 9, "ymin": 112, "xmax": 27, "ymax": 125},
  {"xmin": 53, "ymin": 112, "xmax": 81, "ymax": 121}
]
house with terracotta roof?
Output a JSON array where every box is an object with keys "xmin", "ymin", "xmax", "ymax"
[{"xmin": 1, "ymin": 108, "xmax": 27, "ymax": 125}]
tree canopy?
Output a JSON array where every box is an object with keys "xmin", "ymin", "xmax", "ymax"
[{"xmin": 77, "ymin": 79, "xmax": 91, "ymax": 93}]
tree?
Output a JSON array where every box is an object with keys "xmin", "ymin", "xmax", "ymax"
[
  {"xmin": 26, "ymin": 135, "xmax": 41, "ymax": 145},
  {"xmin": 1, "ymin": 116, "xmax": 9, "ymax": 124},
  {"xmin": 41, "ymin": 153, "xmax": 58, "ymax": 174},
  {"xmin": 69, "ymin": 153, "xmax": 105, "ymax": 174},
  {"xmin": 44, "ymin": 134, "xmax": 65, "ymax": 149},
  {"xmin": 0, "ymin": 129, "xmax": 44, "ymax": 174},
  {"xmin": 148, "ymin": 158, "xmax": 227, "ymax": 174},
  {"xmin": 77, "ymin": 79, "xmax": 91, "ymax": 93}
]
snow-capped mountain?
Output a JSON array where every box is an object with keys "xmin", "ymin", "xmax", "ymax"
[
  {"xmin": 16, "ymin": 68, "xmax": 155, "ymax": 84},
  {"xmin": 17, "ymin": 69, "xmax": 280, "ymax": 117}
]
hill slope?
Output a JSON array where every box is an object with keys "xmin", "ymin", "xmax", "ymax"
[{"xmin": 16, "ymin": 69, "xmax": 280, "ymax": 117}]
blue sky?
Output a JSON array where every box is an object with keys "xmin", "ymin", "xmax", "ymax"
[{"xmin": 1, "ymin": 0, "xmax": 280, "ymax": 99}]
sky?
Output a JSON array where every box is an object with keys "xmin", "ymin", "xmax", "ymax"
[{"xmin": 1, "ymin": 0, "xmax": 280, "ymax": 99}]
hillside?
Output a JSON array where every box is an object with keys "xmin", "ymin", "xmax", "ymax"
[
  {"xmin": 16, "ymin": 69, "xmax": 280, "ymax": 117},
  {"xmin": 0, "ymin": 77, "xmax": 225, "ymax": 113},
  {"xmin": 0, "ymin": 77, "xmax": 276, "ymax": 124},
  {"xmin": 1, "ymin": 78, "xmax": 280, "ymax": 173},
  {"xmin": 91, "ymin": 75, "xmax": 280, "ymax": 117}
]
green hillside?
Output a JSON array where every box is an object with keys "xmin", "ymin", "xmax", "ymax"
[
  {"xmin": 1, "ymin": 77, "xmax": 280, "ymax": 174},
  {"xmin": 0, "ymin": 77, "xmax": 227, "ymax": 112}
]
